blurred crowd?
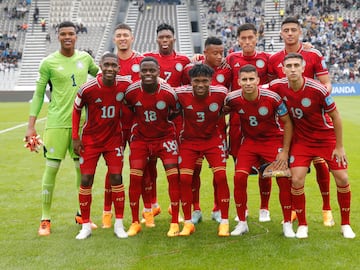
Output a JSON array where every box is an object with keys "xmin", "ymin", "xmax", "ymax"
[{"xmin": 202, "ymin": 0, "xmax": 360, "ymax": 82}]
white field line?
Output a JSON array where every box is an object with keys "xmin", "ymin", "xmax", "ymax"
[{"xmin": 0, "ymin": 117, "xmax": 46, "ymax": 134}]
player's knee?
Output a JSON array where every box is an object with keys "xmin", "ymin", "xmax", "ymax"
[{"xmin": 81, "ymin": 174, "xmax": 94, "ymax": 187}]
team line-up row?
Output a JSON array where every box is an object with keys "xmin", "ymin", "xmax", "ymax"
[{"xmin": 24, "ymin": 18, "xmax": 355, "ymax": 240}]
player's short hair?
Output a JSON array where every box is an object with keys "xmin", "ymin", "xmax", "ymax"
[
  {"xmin": 140, "ymin": 56, "xmax": 159, "ymax": 67},
  {"xmin": 237, "ymin": 23, "xmax": 257, "ymax": 37},
  {"xmin": 188, "ymin": 64, "xmax": 214, "ymax": 78},
  {"xmin": 281, "ymin": 17, "xmax": 301, "ymax": 27},
  {"xmin": 204, "ymin": 36, "xmax": 223, "ymax": 47},
  {"xmin": 58, "ymin": 21, "xmax": 76, "ymax": 31},
  {"xmin": 283, "ymin": 52, "xmax": 304, "ymax": 64},
  {"xmin": 156, "ymin": 23, "xmax": 175, "ymax": 35},
  {"xmin": 114, "ymin": 23, "xmax": 132, "ymax": 33},
  {"xmin": 239, "ymin": 64, "xmax": 258, "ymax": 75},
  {"xmin": 101, "ymin": 52, "xmax": 117, "ymax": 62}
]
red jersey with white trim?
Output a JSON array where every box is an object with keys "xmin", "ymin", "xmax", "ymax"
[
  {"xmin": 182, "ymin": 60, "xmax": 232, "ymax": 88},
  {"xmin": 226, "ymin": 51, "xmax": 270, "ymax": 90},
  {"xmin": 117, "ymin": 51, "xmax": 144, "ymax": 130},
  {"xmin": 144, "ymin": 51, "xmax": 190, "ymax": 87},
  {"xmin": 125, "ymin": 80, "xmax": 178, "ymax": 141},
  {"xmin": 268, "ymin": 43, "xmax": 328, "ymax": 79},
  {"xmin": 72, "ymin": 74, "xmax": 131, "ymax": 147},
  {"xmin": 176, "ymin": 85, "xmax": 228, "ymax": 141},
  {"xmin": 225, "ymin": 87, "xmax": 288, "ymax": 141},
  {"xmin": 269, "ymin": 77, "xmax": 336, "ymax": 145}
]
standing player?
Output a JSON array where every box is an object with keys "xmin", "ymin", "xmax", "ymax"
[
  {"xmin": 183, "ymin": 36, "xmax": 232, "ymax": 224},
  {"xmin": 268, "ymin": 17, "xmax": 334, "ymax": 226},
  {"xmin": 143, "ymin": 23, "xmax": 191, "ymax": 220},
  {"xmin": 24, "ymin": 21, "xmax": 99, "ymax": 236},
  {"xmin": 226, "ymin": 23, "xmax": 272, "ymax": 222},
  {"xmin": 225, "ymin": 64, "xmax": 294, "ymax": 237},
  {"xmin": 270, "ymin": 53, "xmax": 355, "ymax": 239},
  {"xmin": 176, "ymin": 64, "xmax": 230, "ymax": 237},
  {"xmin": 72, "ymin": 53, "xmax": 131, "ymax": 239},
  {"xmin": 125, "ymin": 57, "xmax": 181, "ymax": 237},
  {"xmin": 101, "ymin": 23, "xmax": 144, "ymax": 229}
]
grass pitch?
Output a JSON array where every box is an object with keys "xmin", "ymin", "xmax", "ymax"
[{"xmin": 0, "ymin": 97, "xmax": 359, "ymax": 269}]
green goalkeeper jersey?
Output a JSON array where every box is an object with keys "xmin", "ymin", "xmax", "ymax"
[{"xmin": 30, "ymin": 50, "xmax": 99, "ymax": 129}]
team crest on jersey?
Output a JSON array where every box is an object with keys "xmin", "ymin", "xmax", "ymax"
[
  {"xmin": 77, "ymin": 61, "xmax": 84, "ymax": 69},
  {"xmin": 209, "ymin": 103, "xmax": 219, "ymax": 112},
  {"xmin": 79, "ymin": 157, "xmax": 84, "ymax": 164},
  {"xmin": 216, "ymin": 74, "xmax": 225, "ymax": 83},
  {"xmin": 175, "ymin": 63, "xmax": 183, "ymax": 72},
  {"xmin": 289, "ymin": 155, "xmax": 295, "ymax": 164},
  {"xmin": 156, "ymin": 100, "xmax": 166, "ymax": 110},
  {"xmin": 132, "ymin": 64, "xmax": 140, "ymax": 73},
  {"xmin": 301, "ymin": 98, "xmax": 311, "ymax": 107},
  {"xmin": 258, "ymin": 106, "xmax": 269, "ymax": 116},
  {"xmin": 116, "ymin": 92, "xmax": 124, "ymax": 101},
  {"xmin": 256, "ymin": 60, "xmax": 265, "ymax": 68}
]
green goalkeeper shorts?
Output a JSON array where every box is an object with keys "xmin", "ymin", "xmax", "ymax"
[{"xmin": 43, "ymin": 128, "xmax": 79, "ymax": 160}]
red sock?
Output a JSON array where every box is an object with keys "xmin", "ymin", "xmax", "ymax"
[
  {"xmin": 103, "ymin": 171, "xmax": 112, "ymax": 212},
  {"xmin": 129, "ymin": 169, "xmax": 143, "ymax": 223},
  {"xmin": 212, "ymin": 174, "xmax": 220, "ymax": 212},
  {"xmin": 147, "ymin": 158, "xmax": 158, "ymax": 205},
  {"xmin": 192, "ymin": 162, "xmax": 202, "ymax": 211},
  {"xmin": 112, "ymin": 184, "xmax": 125, "ymax": 219},
  {"xmin": 313, "ymin": 160, "xmax": 331, "ymax": 210},
  {"xmin": 234, "ymin": 171, "xmax": 248, "ymax": 221},
  {"xmin": 79, "ymin": 185, "xmax": 92, "ymax": 223},
  {"xmin": 180, "ymin": 171, "xmax": 193, "ymax": 220},
  {"xmin": 214, "ymin": 169, "xmax": 229, "ymax": 219},
  {"xmin": 276, "ymin": 177, "xmax": 292, "ymax": 222},
  {"xmin": 166, "ymin": 167, "xmax": 180, "ymax": 223},
  {"xmin": 337, "ymin": 184, "xmax": 351, "ymax": 225},
  {"xmin": 259, "ymin": 175, "xmax": 272, "ymax": 210},
  {"xmin": 291, "ymin": 185, "xmax": 307, "ymax": 225}
]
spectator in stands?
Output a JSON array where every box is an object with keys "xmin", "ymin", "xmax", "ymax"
[{"xmin": 40, "ymin": 18, "xmax": 46, "ymax": 32}]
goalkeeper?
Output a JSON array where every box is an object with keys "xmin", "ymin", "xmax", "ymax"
[
  {"xmin": 24, "ymin": 21, "xmax": 99, "ymax": 236},
  {"xmin": 224, "ymin": 64, "xmax": 294, "ymax": 238}
]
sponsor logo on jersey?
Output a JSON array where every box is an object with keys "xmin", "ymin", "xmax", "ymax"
[
  {"xmin": 132, "ymin": 64, "xmax": 140, "ymax": 73},
  {"xmin": 186, "ymin": 105, "xmax": 193, "ymax": 110},
  {"xmin": 216, "ymin": 74, "xmax": 225, "ymax": 83},
  {"xmin": 234, "ymin": 63, "xmax": 240, "ymax": 67},
  {"xmin": 238, "ymin": 109, "xmax": 245, "ymax": 114},
  {"xmin": 301, "ymin": 98, "xmax": 311, "ymax": 107},
  {"xmin": 135, "ymin": 101, "xmax": 142, "ymax": 106},
  {"xmin": 116, "ymin": 92, "xmax": 124, "ymax": 101},
  {"xmin": 156, "ymin": 100, "xmax": 166, "ymax": 110},
  {"xmin": 258, "ymin": 106, "xmax": 269, "ymax": 116},
  {"xmin": 256, "ymin": 59, "xmax": 265, "ymax": 68},
  {"xmin": 209, "ymin": 103, "xmax": 219, "ymax": 112},
  {"xmin": 175, "ymin": 63, "xmax": 183, "ymax": 72},
  {"xmin": 95, "ymin": 98, "xmax": 102, "ymax": 103}
]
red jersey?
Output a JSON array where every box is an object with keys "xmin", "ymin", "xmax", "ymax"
[
  {"xmin": 182, "ymin": 60, "xmax": 232, "ymax": 88},
  {"xmin": 143, "ymin": 51, "xmax": 190, "ymax": 87},
  {"xmin": 125, "ymin": 80, "xmax": 178, "ymax": 141},
  {"xmin": 268, "ymin": 43, "xmax": 328, "ymax": 79},
  {"xmin": 269, "ymin": 77, "xmax": 336, "ymax": 146},
  {"xmin": 226, "ymin": 51, "xmax": 270, "ymax": 90},
  {"xmin": 117, "ymin": 51, "xmax": 144, "ymax": 131},
  {"xmin": 72, "ymin": 74, "xmax": 131, "ymax": 147},
  {"xmin": 176, "ymin": 85, "xmax": 228, "ymax": 141},
  {"xmin": 225, "ymin": 87, "xmax": 288, "ymax": 141}
]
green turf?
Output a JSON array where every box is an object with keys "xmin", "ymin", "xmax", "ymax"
[{"xmin": 0, "ymin": 97, "xmax": 359, "ymax": 269}]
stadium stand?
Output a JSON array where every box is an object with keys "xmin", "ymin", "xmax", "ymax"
[{"xmin": 129, "ymin": 2, "xmax": 193, "ymax": 57}]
